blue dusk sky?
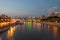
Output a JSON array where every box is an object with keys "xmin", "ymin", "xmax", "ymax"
[{"xmin": 0, "ymin": 0, "xmax": 60, "ymax": 17}]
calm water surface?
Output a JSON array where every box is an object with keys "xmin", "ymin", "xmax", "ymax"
[{"xmin": 0, "ymin": 22, "xmax": 60, "ymax": 40}]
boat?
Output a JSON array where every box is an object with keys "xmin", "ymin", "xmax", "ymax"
[{"xmin": 15, "ymin": 20, "xmax": 24, "ymax": 25}]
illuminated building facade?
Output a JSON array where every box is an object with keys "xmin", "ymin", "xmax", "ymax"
[{"xmin": 0, "ymin": 14, "xmax": 11, "ymax": 22}]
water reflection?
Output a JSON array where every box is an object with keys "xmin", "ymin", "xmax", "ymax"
[
  {"xmin": 33, "ymin": 22, "xmax": 37, "ymax": 30},
  {"xmin": 41, "ymin": 23, "xmax": 59, "ymax": 40},
  {"xmin": 27, "ymin": 22, "xmax": 32, "ymax": 32},
  {"xmin": 36, "ymin": 23, "xmax": 41, "ymax": 32},
  {"xmin": 0, "ymin": 22, "xmax": 60, "ymax": 40},
  {"xmin": 52, "ymin": 26, "xmax": 58, "ymax": 40},
  {"xmin": 47, "ymin": 24, "xmax": 50, "ymax": 32},
  {"xmin": 7, "ymin": 26, "xmax": 16, "ymax": 40},
  {"xmin": 0, "ymin": 37, "xmax": 2, "ymax": 40}
]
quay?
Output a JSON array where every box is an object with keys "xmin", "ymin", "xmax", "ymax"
[
  {"xmin": 0, "ymin": 19, "xmax": 19, "ymax": 32},
  {"xmin": 41, "ymin": 22, "xmax": 60, "ymax": 26}
]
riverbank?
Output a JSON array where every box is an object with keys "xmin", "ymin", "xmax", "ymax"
[
  {"xmin": 0, "ymin": 23, "xmax": 17, "ymax": 32},
  {"xmin": 0, "ymin": 19, "xmax": 17, "ymax": 32},
  {"xmin": 41, "ymin": 22, "xmax": 60, "ymax": 26},
  {"xmin": 0, "ymin": 19, "xmax": 17, "ymax": 27}
]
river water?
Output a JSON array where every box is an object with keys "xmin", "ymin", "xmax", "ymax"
[{"xmin": 0, "ymin": 22, "xmax": 60, "ymax": 40}]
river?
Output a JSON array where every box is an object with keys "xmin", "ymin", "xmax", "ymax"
[{"xmin": 0, "ymin": 22, "xmax": 60, "ymax": 40}]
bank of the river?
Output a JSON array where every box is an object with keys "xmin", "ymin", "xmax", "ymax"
[
  {"xmin": 41, "ymin": 22, "xmax": 60, "ymax": 26},
  {"xmin": 0, "ymin": 22, "xmax": 17, "ymax": 32},
  {"xmin": 0, "ymin": 19, "xmax": 18, "ymax": 32}
]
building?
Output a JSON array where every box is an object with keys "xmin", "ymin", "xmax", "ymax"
[
  {"xmin": 0, "ymin": 14, "xmax": 11, "ymax": 22},
  {"xmin": 48, "ymin": 12, "xmax": 60, "ymax": 17}
]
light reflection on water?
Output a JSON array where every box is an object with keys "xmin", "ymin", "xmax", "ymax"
[
  {"xmin": 7, "ymin": 26, "xmax": 16, "ymax": 40},
  {"xmin": 0, "ymin": 37, "xmax": 2, "ymax": 40},
  {"xmin": 27, "ymin": 22, "xmax": 32, "ymax": 32},
  {"xmin": 52, "ymin": 26, "xmax": 58, "ymax": 40},
  {"xmin": 36, "ymin": 22, "xmax": 41, "ymax": 32},
  {"xmin": 0, "ymin": 22, "xmax": 60, "ymax": 40}
]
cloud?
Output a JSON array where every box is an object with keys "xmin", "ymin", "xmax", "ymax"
[{"xmin": 48, "ymin": 7, "xmax": 58, "ymax": 14}]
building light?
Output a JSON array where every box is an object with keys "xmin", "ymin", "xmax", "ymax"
[
  {"xmin": 29, "ymin": 16, "xmax": 31, "ymax": 18},
  {"xmin": 54, "ymin": 12, "xmax": 58, "ymax": 14},
  {"xmin": 48, "ymin": 14, "xmax": 50, "ymax": 17},
  {"xmin": 56, "ymin": 21, "xmax": 57, "ymax": 23},
  {"xmin": 32, "ymin": 16, "xmax": 35, "ymax": 18},
  {"xmin": 1, "ymin": 19, "xmax": 3, "ymax": 21},
  {"xmin": 5, "ymin": 19, "xmax": 7, "ymax": 21}
]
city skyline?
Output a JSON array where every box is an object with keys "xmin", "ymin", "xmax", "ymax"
[{"xmin": 0, "ymin": 0, "xmax": 60, "ymax": 17}]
